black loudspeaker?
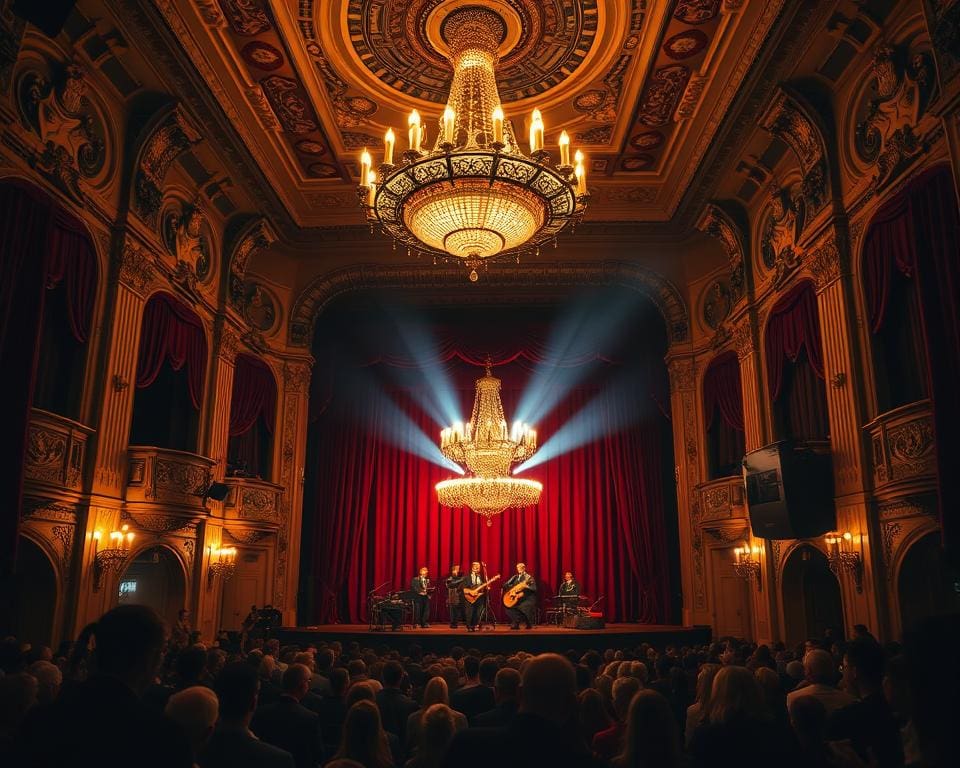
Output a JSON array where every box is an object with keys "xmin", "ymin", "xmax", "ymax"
[
  {"xmin": 743, "ymin": 441, "xmax": 835, "ymax": 540},
  {"xmin": 562, "ymin": 613, "xmax": 605, "ymax": 630},
  {"xmin": 13, "ymin": 0, "xmax": 77, "ymax": 37},
  {"xmin": 206, "ymin": 482, "xmax": 230, "ymax": 502}
]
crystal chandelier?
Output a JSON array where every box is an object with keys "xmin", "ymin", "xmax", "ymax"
[
  {"xmin": 358, "ymin": 7, "xmax": 589, "ymax": 281},
  {"xmin": 437, "ymin": 363, "xmax": 541, "ymax": 525}
]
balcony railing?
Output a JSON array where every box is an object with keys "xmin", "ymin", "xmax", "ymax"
[
  {"xmin": 24, "ymin": 408, "xmax": 93, "ymax": 492},
  {"xmin": 695, "ymin": 475, "xmax": 746, "ymax": 524},
  {"xmin": 223, "ymin": 477, "xmax": 284, "ymax": 527},
  {"xmin": 865, "ymin": 399, "xmax": 937, "ymax": 496},
  {"xmin": 125, "ymin": 446, "xmax": 216, "ymax": 510}
]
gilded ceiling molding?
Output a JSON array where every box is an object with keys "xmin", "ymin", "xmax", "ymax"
[
  {"xmin": 696, "ymin": 202, "xmax": 747, "ymax": 301},
  {"xmin": 759, "ymin": 86, "xmax": 831, "ymax": 216},
  {"xmin": 131, "ymin": 104, "xmax": 202, "ymax": 228},
  {"xmin": 226, "ymin": 216, "xmax": 278, "ymax": 309},
  {"xmin": 760, "ymin": 182, "xmax": 801, "ymax": 288},
  {"xmin": 289, "ymin": 261, "xmax": 689, "ymax": 348}
]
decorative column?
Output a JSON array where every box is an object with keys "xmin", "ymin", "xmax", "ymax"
[
  {"xmin": 192, "ymin": 320, "xmax": 240, "ymax": 640},
  {"xmin": 809, "ymin": 237, "xmax": 884, "ymax": 635},
  {"xmin": 667, "ymin": 355, "xmax": 707, "ymax": 627},
  {"xmin": 273, "ymin": 359, "xmax": 313, "ymax": 625}
]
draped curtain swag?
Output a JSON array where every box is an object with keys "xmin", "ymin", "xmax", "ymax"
[
  {"xmin": 765, "ymin": 280, "xmax": 825, "ymax": 401},
  {"xmin": 136, "ymin": 293, "xmax": 207, "ymax": 410}
]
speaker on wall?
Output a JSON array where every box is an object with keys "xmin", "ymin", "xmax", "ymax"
[
  {"xmin": 205, "ymin": 482, "xmax": 230, "ymax": 502},
  {"xmin": 12, "ymin": 0, "xmax": 77, "ymax": 37},
  {"xmin": 743, "ymin": 440, "xmax": 835, "ymax": 540}
]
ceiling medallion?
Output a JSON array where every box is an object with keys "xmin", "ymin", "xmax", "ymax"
[
  {"xmin": 437, "ymin": 362, "xmax": 541, "ymax": 525},
  {"xmin": 357, "ymin": 6, "xmax": 589, "ymax": 281}
]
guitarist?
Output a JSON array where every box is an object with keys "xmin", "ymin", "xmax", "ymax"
[
  {"xmin": 445, "ymin": 564, "xmax": 466, "ymax": 629},
  {"xmin": 503, "ymin": 563, "xmax": 537, "ymax": 630},
  {"xmin": 465, "ymin": 561, "xmax": 487, "ymax": 632}
]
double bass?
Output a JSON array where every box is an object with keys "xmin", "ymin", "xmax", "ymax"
[{"xmin": 463, "ymin": 574, "xmax": 500, "ymax": 604}]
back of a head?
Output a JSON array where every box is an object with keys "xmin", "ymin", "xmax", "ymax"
[
  {"xmin": 0, "ymin": 673, "xmax": 38, "ymax": 731},
  {"xmin": 28, "ymin": 660, "xmax": 62, "ymax": 702},
  {"xmin": 293, "ymin": 651, "xmax": 315, "ymax": 670},
  {"xmin": 462, "ymin": 654, "xmax": 480, "ymax": 679},
  {"xmin": 419, "ymin": 703, "xmax": 456, "ymax": 753},
  {"xmin": 494, "ymin": 667, "xmax": 521, "ymax": 700},
  {"xmin": 347, "ymin": 659, "xmax": 367, "ymax": 678},
  {"xmin": 754, "ymin": 667, "xmax": 781, "ymax": 706},
  {"xmin": 804, "ymin": 649, "xmax": 836, "ymax": 685},
  {"xmin": 786, "ymin": 660, "xmax": 804, "ymax": 681},
  {"xmin": 423, "ymin": 676, "xmax": 449, "ymax": 707},
  {"xmin": 330, "ymin": 666, "xmax": 349, "ymax": 695},
  {"xmin": 382, "ymin": 659, "xmax": 403, "ymax": 687},
  {"xmin": 520, "ymin": 653, "xmax": 577, "ymax": 725},
  {"xmin": 479, "ymin": 656, "xmax": 498, "ymax": 686},
  {"xmin": 707, "ymin": 665, "xmax": 765, "ymax": 724},
  {"xmin": 177, "ymin": 645, "xmax": 207, "ymax": 683},
  {"xmin": 845, "ymin": 637, "xmax": 885, "ymax": 687},
  {"xmin": 282, "ymin": 662, "xmax": 312, "ymax": 694},
  {"xmin": 612, "ymin": 676, "xmax": 642, "ymax": 720},
  {"xmin": 165, "ymin": 686, "xmax": 219, "ymax": 749},
  {"xmin": 216, "ymin": 661, "xmax": 259, "ymax": 720},
  {"xmin": 620, "ymin": 689, "xmax": 681, "ymax": 768},
  {"xmin": 345, "ymin": 680, "xmax": 376, "ymax": 709},
  {"xmin": 339, "ymin": 700, "xmax": 385, "ymax": 762},
  {"xmin": 789, "ymin": 694, "xmax": 827, "ymax": 747},
  {"xmin": 92, "ymin": 605, "xmax": 167, "ymax": 684}
]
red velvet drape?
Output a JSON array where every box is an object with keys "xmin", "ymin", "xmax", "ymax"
[
  {"xmin": 136, "ymin": 293, "xmax": 207, "ymax": 410},
  {"xmin": 703, "ymin": 351, "xmax": 744, "ymax": 431},
  {"xmin": 765, "ymin": 280, "xmax": 825, "ymax": 401},
  {"xmin": 230, "ymin": 354, "xmax": 276, "ymax": 436},
  {"xmin": 863, "ymin": 165, "xmax": 960, "ymax": 558},
  {"xmin": 304, "ymin": 309, "xmax": 675, "ymax": 625},
  {"xmin": 46, "ymin": 209, "xmax": 97, "ymax": 343}
]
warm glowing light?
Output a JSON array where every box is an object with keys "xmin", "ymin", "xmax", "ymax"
[
  {"xmin": 360, "ymin": 149, "xmax": 372, "ymax": 186},
  {"xmin": 529, "ymin": 109, "xmax": 544, "ymax": 153},
  {"xmin": 443, "ymin": 106, "xmax": 456, "ymax": 145},
  {"xmin": 559, "ymin": 131, "xmax": 570, "ymax": 167},
  {"xmin": 384, "ymin": 128, "xmax": 395, "ymax": 165},
  {"xmin": 408, "ymin": 110, "xmax": 422, "ymax": 152},
  {"xmin": 492, "ymin": 105, "xmax": 504, "ymax": 144}
]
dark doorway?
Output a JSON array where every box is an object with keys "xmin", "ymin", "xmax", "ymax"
[
  {"xmin": 781, "ymin": 545, "xmax": 844, "ymax": 646},
  {"xmin": 898, "ymin": 532, "xmax": 960, "ymax": 632},
  {"xmin": 14, "ymin": 536, "xmax": 58, "ymax": 647},
  {"xmin": 118, "ymin": 546, "xmax": 187, "ymax": 628}
]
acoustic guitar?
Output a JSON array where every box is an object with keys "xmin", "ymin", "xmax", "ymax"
[
  {"xmin": 463, "ymin": 574, "xmax": 500, "ymax": 604},
  {"xmin": 502, "ymin": 578, "xmax": 532, "ymax": 608}
]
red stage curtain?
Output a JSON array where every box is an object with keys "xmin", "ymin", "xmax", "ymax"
[
  {"xmin": 303, "ymin": 307, "xmax": 675, "ymax": 625},
  {"xmin": 230, "ymin": 354, "xmax": 276, "ymax": 436},
  {"xmin": 864, "ymin": 166, "xmax": 960, "ymax": 557},
  {"xmin": 765, "ymin": 280, "xmax": 825, "ymax": 401},
  {"xmin": 46, "ymin": 209, "xmax": 97, "ymax": 343},
  {"xmin": 136, "ymin": 293, "xmax": 207, "ymax": 409},
  {"xmin": 703, "ymin": 351, "xmax": 745, "ymax": 477}
]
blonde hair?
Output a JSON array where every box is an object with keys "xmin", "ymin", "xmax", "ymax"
[
  {"xmin": 422, "ymin": 676, "xmax": 450, "ymax": 707},
  {"xmin": 707, "ymin": 666, "xmax": 765, "ymax": 724}
]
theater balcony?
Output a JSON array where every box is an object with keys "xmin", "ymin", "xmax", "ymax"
[
  {"xmin": 694, "ymin": 475, "xmax": 748, "ymax": 542},
  {"xmin": 221, "ymin": 476, "xmax": 284, "ymax": 540},
  {"xmin": 23, "ymin": 408, "xmax": 94, "ymax": 496},
  {"xmin": 124, "ymin": 447, "xmax": 216, "ymax": 530},
  {"xmin": 865, "ymin": 399, "xmax": 938, "ymax": 501}
]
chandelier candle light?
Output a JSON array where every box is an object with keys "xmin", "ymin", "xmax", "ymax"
[
  {"xmin": 358, "ymin": 7, "xmax": 589, "ymax": 281},
  {"xmin": 437, "ymin": 363, "xmax": 542, "ymax": 525}
]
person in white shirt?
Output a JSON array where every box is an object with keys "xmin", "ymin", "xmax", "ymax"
[{"xmin": 786, "ymin": 649, "xmax": 854, "ymax": 715}]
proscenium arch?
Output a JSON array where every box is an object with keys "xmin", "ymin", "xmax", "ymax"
[{"xmin": 288, "ymin": 261, "xmax": 690, "ymax": 348}]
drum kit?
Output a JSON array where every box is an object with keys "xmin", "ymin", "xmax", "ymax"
[
  {"xmin": 544, "ymin": 593, "xmax": 593, "ymax": 626},
  {"xmin": 367, "ymin": 583, "xmax": 418, "ymax": 631}
]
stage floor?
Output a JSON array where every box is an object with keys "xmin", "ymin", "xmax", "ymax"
[{"xmin": 278, "ymin": 623, "xmax": 711, "ymax": 654}]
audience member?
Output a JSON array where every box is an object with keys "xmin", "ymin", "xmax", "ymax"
[
  {"xmin": 332, "ymin": 700, "xmax": 395, "ymax": 768},
  {"xmin": 611, "ymin": 689, "xmax": 682, "ymax": 768},
  {"xmin": 449, "ymin": 655, "xmax": 494, "ymax": 721},
  {"xmin": 377, "ymin": 660, "xmax": 418, "ymax": 747},
  {"xmin": 165, "ymin": 686, "xmax": 219, "ymax": 766},
  {"xmin": 406, "ymin": 704, "xmax": 456, "ymax": 768},
  {"xmin": 786, "ymin": 649, "xmax": 853, "ymax": 715},
  {"xmin": 252, "ymin": 663, "xmax": 324, "ymax": 768},
  {"xmin": 472, "ymin": 667, "xmax": 520, "ymax": 728},
  {"xmin": 406, "ymin": 677, "xmax": 466, "ymax": 753},
  {"xmin": 593, "ymin": 675, "xmax": 641, "ymax": 761}
]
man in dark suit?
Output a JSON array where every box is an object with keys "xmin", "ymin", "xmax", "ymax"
[
  {"xmin": 451, "ymin": 655, "xmax": 496, "ymax": 721},
  {"xmin": 472, "ymin": 667, "xmax": 520, "ymax": 727},
  {"xmin": 464, "ymin": 561, "xmax": 487, "ymax": 631},
  {"xmin": 410, "ymin": 566, "xmax": 431, "ymax": 628},
  {"xmin": 314, "ymin": 667, "xmax": 349, "ymax": 750},
  {"xmin": 15, "ymin": 605, "xmax": 193, "ymax": 768},
  {"xmin": 446, "ymin": 564, "xmax": 466, "ymax": 628},
  {"xmin": 200, "ymin": 662, "xmax": 294, "ymax": 768},
  {"xmin": 441, "ymin": 654, "xmax": 602, "ymax": 768},
  {"xmin": 503, "ymin": 563, "xmax": 537, "ymax": 630},
  {"xmin": 251, "ymin": 664, "xmax": 324, "ymax": 768},
  {"xmin": 375, "ymin": 660, "xmax": 417, "ymax": 749}
]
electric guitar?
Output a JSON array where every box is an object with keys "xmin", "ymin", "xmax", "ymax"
[{"xmin": 463, "ymin": 574, "xmax": 500, "ymax": 604}]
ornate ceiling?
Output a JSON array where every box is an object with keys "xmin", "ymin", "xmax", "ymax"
[{"xmin": 161, "ymin": 0, "xmax": 785, "ymax": 228}]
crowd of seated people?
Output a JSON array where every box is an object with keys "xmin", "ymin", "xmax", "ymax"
[{"xmin": 0, "ymin": 605, "xmax": 956, "ymax": 767}]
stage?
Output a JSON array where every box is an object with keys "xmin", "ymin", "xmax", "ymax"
[{"xmin": 277, "ymin": 623, "xmax": 711, "ymax": 654}]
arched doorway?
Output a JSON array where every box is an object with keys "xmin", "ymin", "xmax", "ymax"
[
  {"xmin": 118, "ymin": 546, "xmax": 187, "ymax": 628},
  {"xmin": 14, "ymin": 536, "xmax": 58, "ymax": 647},
  {"xmin": 781, "ymin": 545, "xmax": 844, "ymax": 646},
  {"xmin": 898, "ymin": 532, "xmax": 960, "ymax": 632}
]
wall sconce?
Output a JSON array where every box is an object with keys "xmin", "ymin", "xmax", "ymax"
[
  {"xmin": 93, "ymin": 525, "xmax": 134, "ymax": 591},
  {"xmin": 207, "ymin": 546, "xmax": 237, "ymax": 589},
  {"xmin": 733, "ymin": 544, "xmax": 762, "ymax": 591},
  {"xmin": 825, "ymin": 531, "xmax": 863, "ymax": 592}
]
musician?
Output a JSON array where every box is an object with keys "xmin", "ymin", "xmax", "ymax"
[
  {"xmin": 445, "ymin": 564, "xmax": 466, "ymax": 629},
  {"xmin": 503, "ymin": 563, "xmax": 537, "ymax": 630},
  {"xmin": 559, "ymin": 571, "xmax": 580, "ymax": 613},
  {"xmin": 410, "ymin": 566, "xmax": 431, "ymax": 628},
  {"xmin": 465, "ymin": 561, "xmax": 486, "ymax": 632}
]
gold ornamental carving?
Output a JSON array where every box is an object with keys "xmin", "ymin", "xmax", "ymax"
[
  {"xmin": 134, "ymin": 105, "xmax": 202, "ymax": 225},
  {"xmin": 282, "ymin": 361, "xmax": 312, "ymax": 394},
  {"xmin": 155, "ymin": 458, "xmax": 211, "ymax": 496},
  {"xmin": 117, "ymin": 240, "xmax": 156, "ymax": 294},
  {"xmin": 733, "ymin": 318, "xmax": 756, "ymax": 360},
  {"xmin": 809, "ymin": 240, "xmax": 842, "ymax": 289}
]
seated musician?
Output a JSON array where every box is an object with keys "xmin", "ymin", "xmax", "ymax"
[
  {"xmin": 446, "ymin": 564, "xmax": 466, "ymax": 629},
  {"xmin": 410, "ymin": 566, "xmax": 431, "ymax": 628},
  {"xmin": 559, "ymin": 571, "xmax": 579, "ymax": 612},
  {"xmin": 504, "ymin": 563, "xmax": 537, "ymax": 630},
  {"xmin": 464, "ymin": 561, "xmax": 486, "ymax": 632}
]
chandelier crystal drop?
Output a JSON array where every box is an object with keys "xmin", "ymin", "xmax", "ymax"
[
  {"xmin": 437, "ymin": 363, "xmax": 542, "ymax": 525},
  {"xmin": 358, "ymin": 6, "xmax": 589, "ymax": 281}
]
